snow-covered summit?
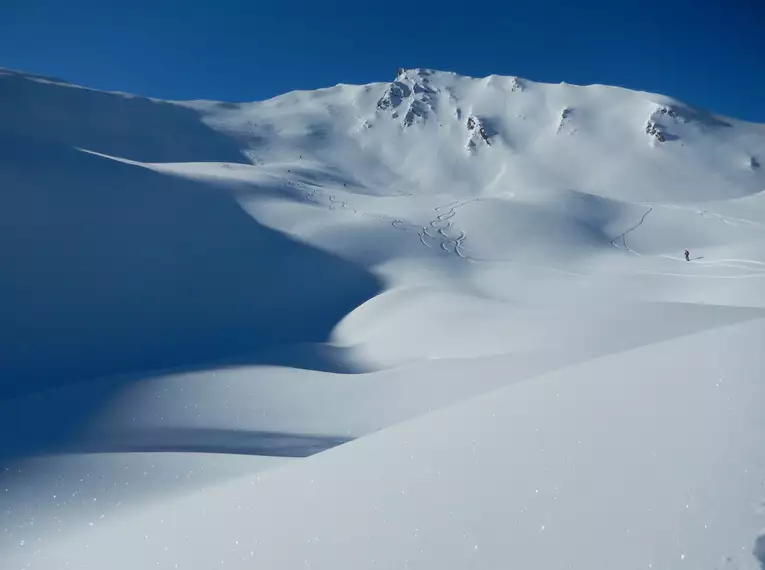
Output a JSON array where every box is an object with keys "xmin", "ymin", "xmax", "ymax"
[
  {"xmin": 3, "ymin": 66, "xmax": 764, "ymax": 204},
  {"xmin": 192, "ymin": 66, "xmax": 765, "ymax": 202}
]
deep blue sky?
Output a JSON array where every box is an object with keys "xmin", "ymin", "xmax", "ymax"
[{"xmin": 2, "ymin": 0, "xmax": 765, "ymax": 121}]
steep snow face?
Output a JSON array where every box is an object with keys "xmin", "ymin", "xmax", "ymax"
[{"xmin": 2, "ymin": 68, "xmax": 765, "ymax": 570}]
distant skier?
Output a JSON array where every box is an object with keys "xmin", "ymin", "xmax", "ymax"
[{"xmin": 684, "ymin": 249, "xmax": 690, "ymax": 262}]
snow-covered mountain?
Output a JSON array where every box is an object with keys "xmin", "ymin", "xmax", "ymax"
[{"xmin": 1, "ymin": 67, "xmax": 765, "ymax": 570}]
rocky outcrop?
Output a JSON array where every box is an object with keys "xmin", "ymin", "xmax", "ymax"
[
  {"xmin": 376, "ymin": 70, "xmax": 439, "ymax": 128},
  {"xmin": 556, "ymin": 107, "xmax": 573, "ymax": 134},
  {"xmin": 648, "ymin": 103, "xmax": 732, "ymax": 138},
  {"xmin": 377, "ymin": 81, "xmax": 411, "ymax": 111},
  {"xmin": 404, "ymin": 99, "xmax": 431, "ymax": 127},
  {"xmin": 644, "ymin": 105, "xmax": 686, "ymax": 144},
  {"xmin": 657, "ymin": 106, "xmax": 680, "ymax": 121},
  {"xmin": 645, "ymin": 120, "xmax": 666, "ymax": 143},
  {"xmin": 466, "ymin": 115, "xmax": 491, "ymax": 151}
]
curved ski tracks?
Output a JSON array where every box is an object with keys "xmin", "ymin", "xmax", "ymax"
[
  {"xmin": 299, "ymin": 181, "xmax": 765, "ymax": 277},
  {"xmin": 610, "ymin": 203, "xmax": 765, "ymax": 277},
  {"xmin": 610, "ymin": 205, "xmax": 653, "ymax": 255},
  {"xmin": 297, "ymin": 178, "xmax": 477, "ymax": 261}
]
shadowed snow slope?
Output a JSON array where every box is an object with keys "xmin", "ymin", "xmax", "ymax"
[
  {"xmin": 2, "ymin": 68, "xmax": 765, "ymax": 570},
  {"xmin": 0, "ymin": 134, "xmax": 381, "ymax": 398},
  {"xmin": 0, "ymin": 68, "xmax": 248, "ymax": 163}
]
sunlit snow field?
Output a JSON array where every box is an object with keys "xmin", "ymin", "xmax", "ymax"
[{"xmin": 2, "ymin": 67, "xmax": 765, "ymax": 570}]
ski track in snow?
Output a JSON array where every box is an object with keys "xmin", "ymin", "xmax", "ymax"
[
  {"xmin": 610, "ymin": 204, "xmax": 653, "ymax": 255},
  {"xmin": 609, "ymin": 204, "xmax": 765, "ymax": 277},
  {"xmin": 304, "ymin": 183, "xmax": 765, "ymax": 277},
  {"xmin": 299, "ymin": 178, "xmax": 477, "ymax": 261},
  {"xmin": 631, "ymin": 270, "xmax": 765, "ymax": 279},
  {"xmin": 424, "ymin": 199, "xmax": 476, "ymax": 259},
  {"xmin": 656, "ymin": 203, "xmax": 765, "ymax": 230}
]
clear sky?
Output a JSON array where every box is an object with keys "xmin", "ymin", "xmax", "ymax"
[{"xmin": 2, "ymin": 0, "xmax": 765, "ymax": 121}]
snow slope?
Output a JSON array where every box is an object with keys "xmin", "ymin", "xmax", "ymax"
[
  {"xmin": 1, "ymin": 67, "xmax": 765, "ymax": 569},
  {"xmin": 6, "ymin": 318, "xmax": 765, "ymax": 570}
]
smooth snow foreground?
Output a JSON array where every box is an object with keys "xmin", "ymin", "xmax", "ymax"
[{"xmin": 1, "ymin": 67, "xmax": 765, "ymax": 570}]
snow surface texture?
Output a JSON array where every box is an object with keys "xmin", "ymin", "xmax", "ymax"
[{"xmin": 2, "ymin": 67, "xmax": 765, "ymax": 569}]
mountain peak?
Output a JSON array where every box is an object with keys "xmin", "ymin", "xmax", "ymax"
[{"xmin": 2, "ymin": 64, "xmax": 763, "ymax": 203}]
